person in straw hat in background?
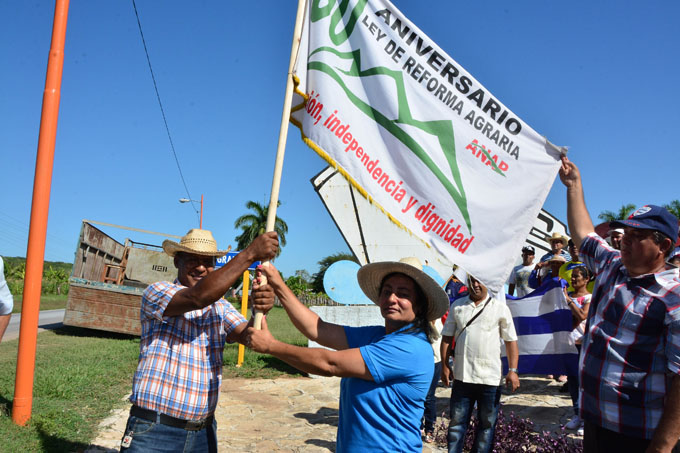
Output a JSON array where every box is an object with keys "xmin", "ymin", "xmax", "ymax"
[
  {"xmin": 538, "ymin": 232, "xmax": 572, "ymax": 263},
  {"xmin": 528, "ymin": 254, "xmax": 568, "ymax": 290},
  {"xmin": 531, "ymin": 232, "xmax": 571, "ymax": 291},
  {"xmin": 245, "ymin": 257, "xmax": 449, "ymax": 452},
  {"xmin": 120, "ymin": 229, "xmax": 278, "ymax": 453}
]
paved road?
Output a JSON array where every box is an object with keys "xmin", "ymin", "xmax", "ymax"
[{"xmin": 3, "ymin": 309, "xmax": 65, "ymax": 341}]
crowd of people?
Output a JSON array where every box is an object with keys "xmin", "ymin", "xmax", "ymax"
[{"xmin": 109, "ymin": 154, "xmax": 680, "ymax": 453}]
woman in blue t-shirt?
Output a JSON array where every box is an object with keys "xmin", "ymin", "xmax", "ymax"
[{"xmin": 245, "ymin": 257, "xmax": 449, "ymax": 452}]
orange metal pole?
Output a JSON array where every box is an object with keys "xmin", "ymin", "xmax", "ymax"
[
  {"xmin": 200, "ymin": 194, "xmax": 203, "ymax": 229},
  {"xmin": 12, "ymin": 0, "xmax": 70, "ymax": 426}
]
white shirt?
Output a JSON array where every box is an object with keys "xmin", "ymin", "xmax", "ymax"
[
  {"xmin": 508, "ymin": 264, "xmax": 533, "ymax": 297},
  {"xmin": 442, "ymin": 294, "xmax": 517, "ymax": 386},
  {"xmin": 0, "ymin": 257, "xmax": 14, "ymax": 315},
  {"xmin": 431, "ymin": 318, "xmax": 443, "ymax": 363}
]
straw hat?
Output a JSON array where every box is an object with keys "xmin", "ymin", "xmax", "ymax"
[
  {"xmin": 162, "ymin": 229, "xmax": 230, "ymax": 257},
  {"xmin": 546, "ymin": 232, "xmax": 568, "ymax": 247},
  {"xmin": 548, "ymin": 255, "xmax": 567, "ymax": 264},
  {"xmin": 357, "ymin": 257, "xmax": 449, "ymax": 321}
]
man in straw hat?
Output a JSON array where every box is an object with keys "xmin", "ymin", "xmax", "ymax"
[
  {"xmin": 559, "ymin": 155, "xmax": 680, "ymax": 452},
  {"xmin": 532, "ymin": 233, "xmax": 571, "ymax": 289},
  {"xmin": 538, "ymin": 232, "xmax": 572, "ymax": 263},
  {"xmin": 440, "ymin": 274, "xmax": 519, "ymax": 453},
  {"xmin": 528, "ymin": 254, "xmax": 567, "ymax": 290},
  {"xmin": 120, "ymin": 229, "xmax": 278, "ymax": 452},
  {"xmin": 244, "ymin": 257, "xmax": 448, "ymax": 452}
]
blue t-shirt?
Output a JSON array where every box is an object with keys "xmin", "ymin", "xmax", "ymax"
[{"xmin": 337, "ymin": 324, "xmax": 433, "ymax": 452}]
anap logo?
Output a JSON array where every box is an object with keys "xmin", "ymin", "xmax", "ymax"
[{"xmin": 630, "ymin": 206, "xmax": 651, "ymax": 218}]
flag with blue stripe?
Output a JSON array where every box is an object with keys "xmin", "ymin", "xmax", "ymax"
[{"xmin": 501, "ymin": 278, "xmax": 579, "ymax": 375}]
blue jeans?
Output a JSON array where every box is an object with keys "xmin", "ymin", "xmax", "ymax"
[
  {"xmin": 567, "ymin": 344, "xmax": 582, "ymax": 415},
  {"xmin": 447, "ymin": 380, "xmax": 501, "ymax": 453},
  {"xmin": 119, "ymin": 415, "xmax": 217, "ymax": 452},
  {"xmin": 422, "ymin": 361, "xmax": 443, "ymax": 433}
]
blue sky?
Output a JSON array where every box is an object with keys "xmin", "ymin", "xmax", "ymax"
[{"xmin": 1, "ymin": 1, "xmax": 678, "ymax": 278}]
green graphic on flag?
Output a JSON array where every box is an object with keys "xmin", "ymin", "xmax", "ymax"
[{"xmin": 309, "ymin": 0, "xmax": 471, "ymax": 231}]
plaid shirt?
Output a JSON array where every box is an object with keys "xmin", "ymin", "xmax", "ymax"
[
  {"xmin": 130, "ymin": 280, "xmax": 246, "ymax": 420},
  {"xmin": 579, "ymin": 233, "xmax": 680, "ymax": 439}
]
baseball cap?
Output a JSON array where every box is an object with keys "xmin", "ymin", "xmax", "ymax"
[
  {"xmin": 610, "ymin": 205, "xmax": 679, "ymax": 242},
  {"xmin": 521, "ymin": 245, "xmax": 535, "ymax": 254}
]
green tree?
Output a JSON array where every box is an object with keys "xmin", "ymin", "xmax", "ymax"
[
  {"xmin": 311, "ymin": 252, "xmax": 359, "ymax": 293},
  {"xmin": 598, "ymin": 203, "xmax": 636, "ymax": 222},
  {"xmin": 286, "ymin": 270, "xmax": 314, "ymax": 295},
  {"xmin": 286, "ymin": 275, "xmax": 309, "ymax": 295},
  {"xmin": 233, "ymin": 200, "xmax": 288, "ymax": 256},
  {"xmin": 4, "ymin": 261, "xmax": 26, "ymax": 280},
  {"xmin": 4, "ymin": 261, "xmax": 26, "ymax": 294},
  {"xmin": 43, "ymin": 266, "xmax": 69, "ymax": 295},
  {"xmin": 664, "ymin": 199, "xmax": 680, "ymax": 218}
]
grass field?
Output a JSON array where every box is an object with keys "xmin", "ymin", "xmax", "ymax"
[
  {"xmin": 12, "ymin": 294, "xmax": 68, "ymax": 314},
  {"xmin": 0, "ymin": 305, "xmax": 306, "ymax": 452}
]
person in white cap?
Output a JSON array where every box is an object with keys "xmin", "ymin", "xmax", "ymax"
[
  {"xmin": 605, "ymin": 227, "xmax": 624, "ymax": 250},
  {"xmin": 120, "ymin": 229, "xmax": 278, "ymax": 453},
  {"xmin": 247, "ymin": 257, "xmax": 449, "ymax": 453}
]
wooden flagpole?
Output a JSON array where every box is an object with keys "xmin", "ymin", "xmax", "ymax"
[
  {"xmin": 13, "ymin": 0, "xmax": 70, "ymax": 426},
  {"xmin": 254, "ymin": 0, "xmax": 307, "ymax": 329}
]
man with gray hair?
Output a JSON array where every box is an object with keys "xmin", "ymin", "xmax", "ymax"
[{"xmin": 440, "ymin": 275, "xmax": 519, "ymax": 453}]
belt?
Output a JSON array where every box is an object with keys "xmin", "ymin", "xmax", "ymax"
[{"xmin": 130, "ymin": 405, "xmax": 214, "ymax": 431}]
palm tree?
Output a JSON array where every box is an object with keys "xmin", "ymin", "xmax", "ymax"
[
  {"xmin": 312, "ymin": 252, "xmax": 359, "ymax": 293},
  {"xmin": 664, "ymin": 200, "xmax": 680, "ymax": 218},
  {"xmin": 233, "ymin": 200, "xmax": 288, "ymax": 255},
  {"xmin": 598, "ymin": 204, "xmax": 636, "ymax": 222}
]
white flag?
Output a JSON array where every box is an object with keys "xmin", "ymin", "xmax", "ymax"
[{"xmin": 291, "ymin": 0, "xmax": 564, "ymax": 292}]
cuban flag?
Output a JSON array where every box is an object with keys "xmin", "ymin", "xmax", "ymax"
[{"xmin": 501, "ymin": 278, "xmax": 579, "ymax": 375}]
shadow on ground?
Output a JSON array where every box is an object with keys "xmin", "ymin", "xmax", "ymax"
[
  {"xmin": 294, "ymin": 406, "xmax": 339, "ymax": 427},
  {"xmin": 52, "ymin": 326, "xmax": 137, "ymax": 341},
  {"xmin": 37, "ymin": 426, "xmax": 90, "ymax": 453},
  {"xmin": 305, "ymin": 438, "xmax": 336, "ymax": 451}
]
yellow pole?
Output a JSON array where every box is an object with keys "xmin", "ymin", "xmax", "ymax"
[
  {"xmin": 236, "ymin": 270, "xmax": 250, "ymax": 367},
  {"xmin": 13, "ymin": 0, "xmax": 70, "ymax": 426}
]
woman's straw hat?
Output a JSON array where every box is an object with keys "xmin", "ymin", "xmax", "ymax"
[
  {"xmin": 162, "ymin": 229, "xmax": 230, "ymax": 257},
  {"xmin": 357, "ymin": 257, "xmax": 449, "ymax": 321}
]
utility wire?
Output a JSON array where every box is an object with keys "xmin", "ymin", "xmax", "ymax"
[{"xmin": 131, "ymin": 0, "xmax": 200, "ymax": 222}]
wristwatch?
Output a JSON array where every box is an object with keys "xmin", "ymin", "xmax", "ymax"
[{"xmin": 508, "ymin": 368, "xmax": 518, "ymax": 374}]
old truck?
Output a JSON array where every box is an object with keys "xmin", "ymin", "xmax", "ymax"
[{"xmin": 63, "ymin": 220, "xmax": 179, "ymax": 335}]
